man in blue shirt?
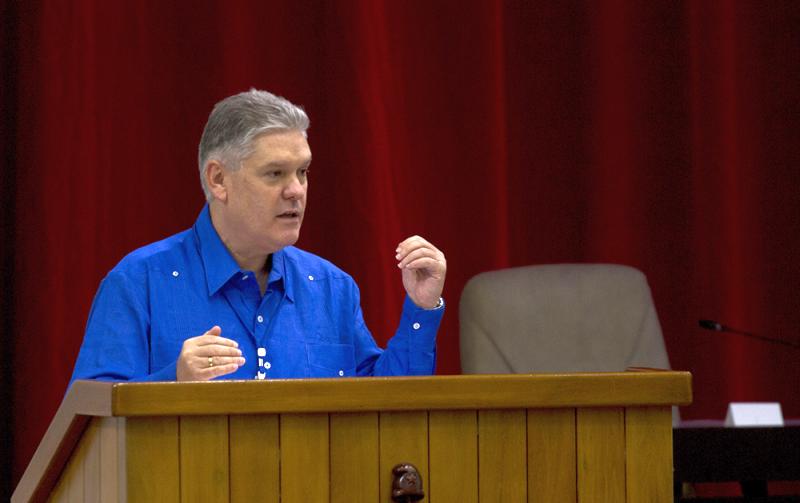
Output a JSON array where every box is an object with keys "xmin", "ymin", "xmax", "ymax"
[{"xmin": 70, "ymin": 90, "xmax": 446, "ymax": 383}]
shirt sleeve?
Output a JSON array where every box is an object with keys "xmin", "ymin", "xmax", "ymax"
[
  {"xmin": 69, "ymin": 270, "xmax": 176, "ymax": 387},
  {"xmin": 353, "ymin": 290, "xmax": 444, "ymax": 377}
]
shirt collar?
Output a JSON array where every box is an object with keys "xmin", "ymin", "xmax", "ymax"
[
  {"xmin": 195, "ymin": 204, "xmax": 241, "ymax": 296},
  {"xmin": 193, "ymin": 204, "xmax": 294, "ymax": 301},
  {"xmin": 267, "ymin": 248, "xmax": 294, "ymax": 302}
]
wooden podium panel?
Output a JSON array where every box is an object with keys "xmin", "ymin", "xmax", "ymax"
[
  {"xmin": 479, "ymin": 409, "xmax": 527, "ymax": 502},
  {"xmin": 330, "ymin": 412, "xmax": 379, "ymax": 503},
  {"xmin": 228, "ymin": 414, "xmax": 279, "ymax": 502},
  {"xmin": 527, "ymin": 408, "xmax": 577, "ymax": 501},
  {"xmin": 13, "ymin": 372, "xmax": 691, "ymax": 503},
  {"xmin": 429, "ymin": 410, "xmax": 478, "ymax": 502}
]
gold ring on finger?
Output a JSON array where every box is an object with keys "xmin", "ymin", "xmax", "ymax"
[{"xmin": 208, "ymin": 356, "xmax": 214, "ymax": 368}]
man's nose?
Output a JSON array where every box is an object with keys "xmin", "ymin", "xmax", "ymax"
[{"xmin": 283, "ymin": 176, "xmax": 306, "ymax": 199}]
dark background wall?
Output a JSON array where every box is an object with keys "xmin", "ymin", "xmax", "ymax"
[
  {"xmin": 3, "ymin": 1, "xmax": 799, "ymax": 498},
  {"xmin": 1, "ymin": 0, "xmax": 19, "ymax": 500}
]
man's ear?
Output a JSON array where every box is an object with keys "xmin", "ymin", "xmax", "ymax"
[{"xmin": 205, "ymin": 160, "xmax": 228, "ymax": 202}]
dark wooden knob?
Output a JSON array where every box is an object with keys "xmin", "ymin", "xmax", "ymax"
[{"xmin": 391, "ymin": 463, "xmax": 425, "ymax": 502}]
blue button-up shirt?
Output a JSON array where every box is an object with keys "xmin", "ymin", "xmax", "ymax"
[{"xmin": 70, "ymin": 205, "xmax": 443, "ymax": 384}]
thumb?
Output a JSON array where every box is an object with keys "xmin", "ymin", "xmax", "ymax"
[{"xmin": 206, "ymin": 325, "xmax": 222, "ymax": 336}]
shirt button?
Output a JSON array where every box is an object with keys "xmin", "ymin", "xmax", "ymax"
[
  {"xmin": 265, "ymin": 361, "xmax": 272, "ymax": 369},
  {"xmin": 308, "ymin": 275, "xmax": 314, "ymax": 281},
  {"xmin": 338, "ymin": 370, "xmax": 344, "ymax": 376},
  {"xmin": 257, "ymin": 315, "xmax": 264, "ymax": 323},
  {"xmin": 172, "ymin": 271, "xmax": 179, "ymax": 277},
  {"xmin": 412, "ymin": 322, "xmax": 421, "ymax": 330}
]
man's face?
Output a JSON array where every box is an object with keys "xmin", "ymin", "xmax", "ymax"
[{"xmin": 219, "ymin": 129, "xmax": 311, "ymax": 257}]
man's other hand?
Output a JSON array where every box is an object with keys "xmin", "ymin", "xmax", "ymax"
[
  {"xmin": 176, "ymin": 326, "xmax": 245, "ymax": 381},
  {"xmin": 396, "ymin": 235, "xmax": 446, "ymax": 309}
]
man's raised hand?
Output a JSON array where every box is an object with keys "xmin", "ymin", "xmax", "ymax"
[{"xmin": 396, "ymin": 235, "xmax": 446, "ymax": 309}]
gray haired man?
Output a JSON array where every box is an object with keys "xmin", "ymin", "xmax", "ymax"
[{"xmin": 70, "ymin": 89, "xmax": 447, "ymax": 384}]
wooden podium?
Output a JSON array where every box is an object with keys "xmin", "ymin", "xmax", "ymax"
[{"xmin": 13, "ymin": 371, "xmax": 691, "ymax": 502}]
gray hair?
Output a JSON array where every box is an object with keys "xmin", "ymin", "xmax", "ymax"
[{"xmin": 198, "ymin": 89, "xmax": 310, "ymax": 201}]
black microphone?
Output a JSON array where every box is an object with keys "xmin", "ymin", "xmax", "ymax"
[{"xmin": 698, "ymin": 319, "xmax": 800, "ymax": 349}]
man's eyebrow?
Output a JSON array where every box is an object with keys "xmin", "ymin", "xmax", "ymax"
[{"xmin": 259, "ymin": 157, "xmax": 312, "ymax": 169}]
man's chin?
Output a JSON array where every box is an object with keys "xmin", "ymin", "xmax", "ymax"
[{"xmin": 275, "ymin": 231, "xmax": 301, "ymax": 250}]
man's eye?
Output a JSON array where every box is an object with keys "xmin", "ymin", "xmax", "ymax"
[
  {"xmin": 299, "ymin": 168, "xmax": 310, "ymax": 177},
  {"xmin": 266, "ymin": 171, "xmax": 282, "ymax": 178}
]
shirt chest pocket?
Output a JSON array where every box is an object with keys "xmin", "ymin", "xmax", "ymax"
[{"xmin": 306, "ymin": 342, "xmax": 356, "ymax": 377}]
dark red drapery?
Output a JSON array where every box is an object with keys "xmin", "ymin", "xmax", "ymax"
[{"xmin": 5, "ymin": 0, "xmax": 799, "ymax": 493}]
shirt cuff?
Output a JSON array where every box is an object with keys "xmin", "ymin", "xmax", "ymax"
[{"xmin": 400, "ymin": 295, "xmax": 445, "ymax": 353}]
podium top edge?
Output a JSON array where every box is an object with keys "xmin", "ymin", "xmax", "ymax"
[{"xmin": 66, "ymin": 370, "xmax": 692, "ymax": 416}]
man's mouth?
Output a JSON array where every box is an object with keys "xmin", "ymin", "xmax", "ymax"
[{"xmin": 277, "ymin": 210, "xmax": 301, "ymax": 219}]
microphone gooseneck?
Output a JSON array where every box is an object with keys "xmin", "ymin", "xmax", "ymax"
[{"xmin": 698, "ymin": 319, "xmax": 800, "ymax": 349}]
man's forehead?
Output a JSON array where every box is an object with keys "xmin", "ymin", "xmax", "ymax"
[{"xmin": 250, "ymin": 131, "xmax": 312, "ymax": 161}]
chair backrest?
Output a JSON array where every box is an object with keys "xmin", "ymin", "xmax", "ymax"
[{"xmin": 459, "ymin": 264, "xmax": 671, "ymax": 374}]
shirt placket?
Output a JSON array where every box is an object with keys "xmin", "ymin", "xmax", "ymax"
[
  {"xmin": 221, "ymin": 273, "xmax": 264, "ymax": 379},
  {"xmin": 254, "ymin": 284, "xmax": 284, "ymax": 380},
  {"xmin": 254, "ymin": 295, "xmax": 270, "ymax": 379}
]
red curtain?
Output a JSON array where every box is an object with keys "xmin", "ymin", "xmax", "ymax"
[{"xmin": 6, "ymin": 0, "xmax": 800, "ymax": 492}]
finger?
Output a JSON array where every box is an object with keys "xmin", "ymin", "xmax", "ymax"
[
  {"xmin": 204, "ymin": 355, "xmax": 246, "ymax": 368},
  {"xmin": 403, "ymin": 257, "xmax": 446, "ymax": 275},
  {"xmin": 396, "ymin": 235, "xmax": 431, "ymax": 252},
  {"xmin": 193, "ymin": 334, "xmax": 239, "ymax": 348},
  {"xmin": 196, "ymin": 344, "xmax": 244, "ymax": 358},
  {"xmin": 183, "ymin": 323, "xmax": 236, "ymax": 344},
  {"xmin": 396, "ymin": 239, "xmax": 442, "ymax": 262},
  {"xmin": 200, "ymin": 363, "xmax": 241, "ymax": 379},
  {"xmin": 397, "ymin": 247, "xmax": 441, "ymax": 269}
]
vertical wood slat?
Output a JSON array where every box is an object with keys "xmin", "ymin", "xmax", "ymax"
[
  {"xmin": 126, "ymin": 416, "xmax": 179, "ymax": 502},
  {"xmin": 81, "ymin": 419, "xmax": 101, "ymax": 503},
  {"xmin": 330, "ymin": 412, "xmax": 379, "ymax": 503},
  {"xmin": 180, "ymin": 415, "xmax": 230, "ymax": 503},
  {"xmin": 47, "ymin": 437, "xmax": 82, "ymax": 503},
  {"xmin": 625, "ymin": 406, "xmax": 672, "ymax": 502},
  {"xmin": 66, "ymin": 467, "xmax": 82, "ymax": 503},
  {"xmin": 48, "ymin": 418, "xmax": 106, "ymax": 503},
  {"xmin": 280, "ymin": 413, "xmax": 330, "ymax": 503},
  {"xmin": 379, "ymin": 411, "xmax": 429, "ymax": 502},
  {"xmin": 478, "ymin": 409, "xmax": 527, "ymax": 503},
  {"xmin": 576, "ymin": 408, "xmax": 626, "ymax": 503},
  {"xmin": 429, "ymin": 410, "xmax": 478, "ymax": 503},
  {"xmin": 528, "ymin": 408, "xmax": 577, "ymax": 503},
  {"xmin": 229, "ymin": 414, "xmax": 280, "ymax": 503},
  {"xmin": 99, "ymin": 417, "xmax": 122, "ymax": 503},
  {"xmin": 65, "ymin": 424, "xmax": 89, "ymax": 503}
]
